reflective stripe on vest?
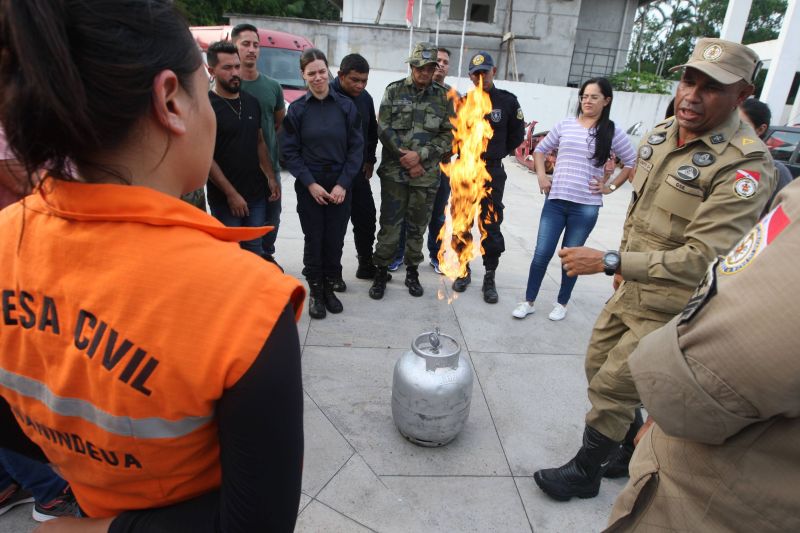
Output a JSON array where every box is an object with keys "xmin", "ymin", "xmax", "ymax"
[{"xmin": 0, "ymin": 368, "xmax": 213, "ymax": 439}]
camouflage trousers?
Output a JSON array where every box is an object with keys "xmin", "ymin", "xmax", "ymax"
[{"xmin": 373, "ymin": 179, "xmax": 438, "ymax": 268}]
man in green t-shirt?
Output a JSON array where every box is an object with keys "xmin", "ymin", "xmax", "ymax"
[{"xmin": 233, "ymin": 23, "xmax": 286, "ymax": 267}]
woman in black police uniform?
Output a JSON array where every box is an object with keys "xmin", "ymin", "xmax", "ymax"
[{"xmin": 280, "ymin": 49, "xmax": 364, "ymax": 319}]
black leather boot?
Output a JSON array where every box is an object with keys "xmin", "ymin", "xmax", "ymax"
[
  {"xmin": 482, "ymin": 269, "xmax": 498, "ymax": 304},
  {"xmin": 452, "ymin": 265, "xmax": 471, "ymax": 292},
  {"xmin": 307, "ymin": 279, "xmax": 326, "ymax": 319},
  {"xmin": 329, "ymin": 275, "xmax": 346, "ymax": 293},
  {"xmin": 355, "ymin": 255, "xmax": 377, "ymax": 280},
  {"xmin": 533, "ymin": 426, "xmax": 621, "ymax": 501},
  {"xmin": 323, "ymin": 277, "xmax": 344, "ymax": 313},
  {"xmin": 604, "ymin": 408, "xmax": 644, "ymax": 478},
  {"xmin": 405, "ymin": 265, "xmax": 423, "ymax": 297},
  {"xmin": 369, "ymin": 267, "xmax": 389, "ymax": 300}
]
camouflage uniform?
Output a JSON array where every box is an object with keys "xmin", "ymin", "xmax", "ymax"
[
  {"xmin": 373, "ymin": 43, "xmax": 454, "ymax": 268},
  {"xmin": 180, "ymin": 188, "xmax": 207, "ymax": 212}
]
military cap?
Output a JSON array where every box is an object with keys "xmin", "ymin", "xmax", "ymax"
[
  {"xmin": 469, "ymin": 51, "xmax": 495, "ymax": 74},
  {"xmin": 670, "ymin": 37, "xmax": 762, "ymax": 85},
  {"xmin": 407, "ymin": 42, "xmax": 438, "ymax": 68}
]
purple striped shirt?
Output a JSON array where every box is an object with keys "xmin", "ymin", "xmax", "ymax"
[{"xmin": 534, "ymin": 116, "xmax": 636, "ymax": 206}]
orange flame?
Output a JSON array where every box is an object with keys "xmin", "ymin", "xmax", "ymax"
[{"xmin": 437, "ymin": 82, "xmax": 494, "ymax": 280}]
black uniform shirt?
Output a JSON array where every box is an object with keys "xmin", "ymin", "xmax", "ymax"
[{"xmin": 483, "ymin": 85, "xmax": 525, "ymax": 161}]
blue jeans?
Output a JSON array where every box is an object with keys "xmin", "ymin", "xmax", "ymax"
[
  {"xmin": 525, "ymin": 198, "xmax": 600, "ymax": 305},
  {"xmin": 209, "ymin": 197, "xmax": 268, "ymax": 256},
  {"xmin": 0, "ymin": 448, "xmax": 66, "ymax": 503}
]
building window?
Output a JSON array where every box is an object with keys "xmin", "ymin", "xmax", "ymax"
[{"xmin": 449, "ymin": 0, "xmax": 495, "ymax": 23}]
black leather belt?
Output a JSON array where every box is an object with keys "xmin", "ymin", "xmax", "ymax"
[
  {"xmin": 307, "ymin": 164, "xmax": 343, "ymax": 173},
  {"xmin": 483, "ymin": 159, "xmax": 503, "ymax": 168}
]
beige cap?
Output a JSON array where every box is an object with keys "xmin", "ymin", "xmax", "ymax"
[
  {"xmin": 670, "ymin": 37, "xmax": 761, "ymax": 85},
  {"xmin": 407, "ymin": 42, "xmax": 438, "ymax": 68}
]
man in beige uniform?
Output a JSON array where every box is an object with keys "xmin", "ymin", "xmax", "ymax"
[
  {"xmin": 605, "ymin": 181, "xmax": 800, "ymax": 532},
  {"xmin": 534, "ymin": 38, "xmax": 776, "ymax": 501}
]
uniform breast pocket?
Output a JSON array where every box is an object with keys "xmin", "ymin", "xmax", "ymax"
[
  {"xmin": 423, "ymin": 108, "xmax": 442, "ymax": 132},
  {"xmin": 627, "ymin": 163, "xmax": 650, "ymax": 216},
  {"xmin": 652, "ymin": 178, "xmax": 703, "ymax": 242},
  {"xmin": 391, "ymin": 103, "xmax": 413, "ymax": 130}
]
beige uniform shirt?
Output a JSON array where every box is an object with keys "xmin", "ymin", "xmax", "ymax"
[
  {"xmin": 618, "ymin": 111, "xmax": 775, "ymax": 320},
  {"xmin": 606, "ymin": 179, "xmax": 800, "ymax": 532}
]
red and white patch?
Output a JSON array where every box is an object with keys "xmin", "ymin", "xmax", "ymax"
[
  {"xmin": 719, "ymin": 205, "xmax": 791, "ymax": 275},
  {"xmin": 733, "ymin": 169, "xmax": 760, "ymax": 199}
]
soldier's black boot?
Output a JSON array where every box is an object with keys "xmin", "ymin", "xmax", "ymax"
[
  {"xmin": 369, "ymin": 267, "xmax": 390, "ymax": 300},
  {"xmin": 533, "ymin": 426, "xmax": 620, "ymax": 501},
  {"xmin": 329, "ymin": 275, "xmax": 347, "ymax": 293},
  {"xmin": 482, "ymin": 269, "xmax": 498, "ymax": 304},
  {"xmin": 452, "ymin": 265, "xmax": 471, "ymax": 292},
  {"xmin": 604, "ymin": 408, "xmax": 644, "ymax": 478},
  {"xmin": 405, "ymin": 265, "xmax": 424, "ymax": 297},
  {"xmin": 355, "ymin": 255, "xmax": 377, "ymax": 280},
  {"xmin": 323, "ymin": 277, "xmax": 344, "ymax": 314},
  {"xmin": 307, "ymin": 279, "xmax": 326, "ymax": 319}
]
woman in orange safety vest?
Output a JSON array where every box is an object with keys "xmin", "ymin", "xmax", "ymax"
[{"xmin": 0, "ymin": 1, "xmax": 304, "ymax": 531}]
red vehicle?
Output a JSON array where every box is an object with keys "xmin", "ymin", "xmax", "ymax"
[
  {"xmin": 515, "ymin": 120, "xmax": 556, "ymax": 174},
  {"xmin": 190, "ymin": 25, "xmax": 314, "ymax": 104}
]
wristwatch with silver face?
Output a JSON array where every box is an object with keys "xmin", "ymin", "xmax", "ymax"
[
  {"xmin": 603, "ymin": 250, "xmax": 621, "ymax": 276},
  {"xmin": 608, "ymin": 183, "xmax": 617, "ymax": 192}
]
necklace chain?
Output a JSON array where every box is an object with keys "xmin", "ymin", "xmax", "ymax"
[{"xmin": 220, "ymin": 95, "xmax": 242, "ymax": 119}]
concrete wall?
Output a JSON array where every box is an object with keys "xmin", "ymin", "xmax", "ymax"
[
  {"xmin": 571, "ymin": 0, "xmax": 637, "ymax": 85},
  {"xmin": 332, "ymin": 67, "xmax": 673, "ymax": 137},
  {"xmin": 232, "ymin": 0, "xmax": 634, "ymax": 87}
]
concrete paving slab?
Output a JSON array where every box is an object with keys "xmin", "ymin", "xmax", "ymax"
[
  {"xmin": 302, "ymin": 345, "xmax": 511, "ymax": 477},
  {"xmin": 295, "ymin": 500, "xmax": 373, "ymax": 532},
  {"xmin": 382, "ymin": 476, "xmax": 532, "ymax": 532},
  {"xmin": 470, "ymin": 352, "xmax": 591, "ymax": 477},
  {"xmin": 315, "ymin": 454, "xmax": 428, "ymax": 532},
  {"xmin": 515, "ymin": 475, "xmax": 627, "ymax": 533},
  {"xmin": 301, "ymin": 392, "xmax": 355, "ymax": 497},
  {"xmin": 299, "ymin": 493, "xmax": 312, "ymax": 514},
  {"xmin": 0, "ymin": 506, "xmax": 34, "ymax": 533}
]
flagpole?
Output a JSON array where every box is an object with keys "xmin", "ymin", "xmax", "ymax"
[
  {"xmin": 407, "ymin": 0, "xmax": 414, "ymax": 62},
  {"xmin": 456, "ymin": 0, "xmax": 469, "ymax": 92},
  {"xmin": 435, "ymin": 18, "xmax": 440, "ymax": 45}
]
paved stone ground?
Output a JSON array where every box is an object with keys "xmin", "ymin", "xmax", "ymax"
[{"xmin": 1, "ymin": 158, "xmax": 633, "ymax": 532}]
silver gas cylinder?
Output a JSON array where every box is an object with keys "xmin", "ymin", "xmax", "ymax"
[{"xmin": 391, "ymin": 328, "xmax": 473, "ymax": 447}]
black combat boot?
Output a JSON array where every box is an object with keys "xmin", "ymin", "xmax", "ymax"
[
  {"xmin": 533, "ymin": 426, "xmax": 621, "ymax": 501},
  {"xmin": 323, "ymin": 277, "xmax": 344, "ymax": 314},
  {"xmin": 405, "ymin": 265, "xmax": 424, "ymax": 297},
  {"xmin": 452, "ymin": 265, "xmax": 471, "ymax": 292},
  {"xmin": 369, "ymin": 267, "xmax": 390, "ymax": 300},
  {"xmin": 329, "ymin": 275, "xmax": 346, "ymax": 293},
  {"xmin": 307, "ymin": 279, "xmax": 326, "ymax": 319},
  {"xmin": 482, "ymin": 269, "xmax": 498, "ymax": 303},
  {"xmin": 604, "ymin": 408, "xmax": 644, "ymax": 478},
  {"xmin": 355, "ymin": 255, "xmax": 377, "ymax": 280}
]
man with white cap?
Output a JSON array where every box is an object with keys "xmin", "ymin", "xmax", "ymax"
[{"xmin": 534, "ymin": 38, "xmax": 777, "ymax": 502}]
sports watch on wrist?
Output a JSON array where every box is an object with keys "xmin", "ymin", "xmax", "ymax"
[{"xmin": 602, "ymin": 250, "xmax": 621, "ymax": 276}]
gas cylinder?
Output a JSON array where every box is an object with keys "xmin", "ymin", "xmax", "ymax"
[{"xmin": 391, "ymin": 328, "xmax": 473, "ymax": 447}]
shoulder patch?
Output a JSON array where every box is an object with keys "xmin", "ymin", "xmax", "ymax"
[{"xmin": 718, "ymin": 205, "xmax": 791, "ymax": 275}]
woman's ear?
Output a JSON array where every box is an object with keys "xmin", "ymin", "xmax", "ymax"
[{"xmin": 151, "ymin": 70, "xmax": 187, "ymax": 135}]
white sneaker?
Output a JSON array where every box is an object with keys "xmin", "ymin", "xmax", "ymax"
[
  {"xmin": 548, "ymin": 303, "xmax": 567, "ymax": 321},
  {"xmin": 512, "ymin": 301, "xmax": 535, "ymax": 319}
]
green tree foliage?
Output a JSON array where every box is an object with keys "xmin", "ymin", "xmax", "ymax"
[
  {"xmin": 177, "ymin": 0, "xmax": 340, "ymax": 26},
  {"xmin": 609, "ymin": 70, "xmax": 672, "ymax": 94},
  {"xmin": 628, "ymin": 0, "xmax": 786, "ymax": 78}
]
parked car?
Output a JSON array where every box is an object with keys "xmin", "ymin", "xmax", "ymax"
[
  {"xmin": 763, "ymin": 126, "xmax": 800, "ymax": 178},
  {"xmin": 189, "ymin": 25, "xmax": 315, "ymax": 105},
  {"xmin": 515, "ymin": 120, "xmax": 556, "ymax": 175}
]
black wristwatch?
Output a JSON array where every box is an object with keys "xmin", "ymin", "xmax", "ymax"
[{"xmin": 602, "ymin": 250, "xmax": 621, "ymax": 276}]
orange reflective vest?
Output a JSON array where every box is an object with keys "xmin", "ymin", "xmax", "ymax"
[{"xmin": 0, "ymin": 180, "xmax": 304, "ymax": 517}]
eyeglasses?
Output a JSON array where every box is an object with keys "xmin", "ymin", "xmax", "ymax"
[{"xmin": 579, "ymin": 94, "xmax": 604, "ymax": 102}]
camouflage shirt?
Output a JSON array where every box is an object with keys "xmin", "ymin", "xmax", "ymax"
[{"xmin": 377, "ymin": 77, "xmax": 453, "ymax": 187}]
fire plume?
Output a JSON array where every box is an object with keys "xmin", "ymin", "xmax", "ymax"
[{"xmin": 437, "ymin": 82, "xmax": 494, "ymax": 279}]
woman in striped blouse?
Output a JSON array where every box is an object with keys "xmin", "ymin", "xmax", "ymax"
[{"xmin": 512, "ymin": 77, "xmax": 636, "ymax": 321}]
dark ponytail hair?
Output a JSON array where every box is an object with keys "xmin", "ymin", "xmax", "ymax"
[
  {"xmin": 576, "ymin": 77, "xmax": 615, "ymax": 167},
  {"xmin": 0, "ymin": 0, "xmax": 203, "ymax": 183}
]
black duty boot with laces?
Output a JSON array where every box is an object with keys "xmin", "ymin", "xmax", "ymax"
[
  {"xmin": 604, "ymin": 408, "xmax": 644, "ymax": 478},
  {"xmin": 355, "ymin": 255, "xmax": 377, "ymax": 280},
  {"xmin": 405, "ymin": 265, "xmax": 424, "ymax": 297},
  {"xmin": 482, "ymin": 269, "xmax": 498, "ymax": 303},
  {"xmin": 369, "ymin": 267, "xmax": 390, "ymax": 300},
  {"xmin": 452, "ymin": 265, "xmax": 471, "ymax": 292},
  {"xmin": 323, "ymin": 278, "xmax": 344, "ymax": 313},
  {"xmin": 534, "ymin": 426, "xmax": 621, "ymax": 501},
  {"xmin": 307, "ymin": 280, "xmax": 326, "ymax": 319}
]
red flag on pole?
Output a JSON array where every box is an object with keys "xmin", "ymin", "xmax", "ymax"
[{"xmin": 406, "ymin": 0, "xmax": 415, "ymax": 27}]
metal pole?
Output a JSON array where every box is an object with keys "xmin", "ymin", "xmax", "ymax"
[
  {"xmin": 456, "ymin": 0, "xmax": 470, "ymax": 92},
  {"xmin": 436, "ymin": 18, "xmax": 440, "ymax": 45}
]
